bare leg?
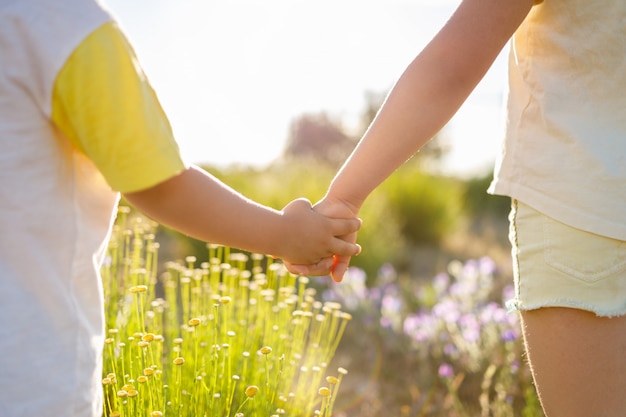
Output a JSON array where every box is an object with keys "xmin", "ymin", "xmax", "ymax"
[{"xmin": 521, "ymin": 307, "xmax": 626, "ymax": 417}]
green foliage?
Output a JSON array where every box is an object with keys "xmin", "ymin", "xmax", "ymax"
[
  {"xmin": 378, "ymin": 160, "xmax": 463, "ymax": 246},
  {"xmin": 184, "ymin": 162, "xmax": 405, "ymax": 279},
  {"xmin": 209, "ymin": 162, "xmax": 333, "ymax": 209},
  {"xmin": 156, "ymin": 161, "xmax": 469, "ymax": 279},
  {"xmin": 462, "ymin": 172, "xmax": 511, "ymax": 218},
  {"xmin": 347, "ymin": 186, "xmax": 405, "ymax": 280}
]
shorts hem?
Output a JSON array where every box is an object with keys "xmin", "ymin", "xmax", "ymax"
[{"xmin": 506, "ymin": 298, "xmax": 626, "ymax": 318}]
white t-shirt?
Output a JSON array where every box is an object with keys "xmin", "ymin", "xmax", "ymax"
[
  {"xmin": 0, "ymin": 0, "xmax": 184, "ymax": 415},
  {"xmin": 489, "ymin": 1, "xmax": 626, "ymax": 240}
]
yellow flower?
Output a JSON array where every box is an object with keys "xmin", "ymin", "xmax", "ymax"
[
  {"xmin": 326, "ymin": 376, "xmax": 339, "ymax": 385},
  {"xmin": 142, "ymin": 333, "xmax": 155, "ymax": 342},
  {"xmin": 318, "ymin": 387, "xmax": 331, "ymax": 397},
  {"xmin": 245, "ymin": 385, "xmax": 259, "ymax": 398},
  {"xmin": 143, "ymin": 367, "xmax": 154, "ymax": 376},
  {"xmin": 129, "ymin": 285, "xmax": 148, "ymax": 293},
  {"xmin": 188, "ymin": 318, "xmax": 200, "ymax": 327},
  {"xmin": 260, "ymin": 346, "xmax": 272, "ymax": 355},
  {"xmin": 173, "ymin": 357, "xmax": 185, "ymax": 365}
]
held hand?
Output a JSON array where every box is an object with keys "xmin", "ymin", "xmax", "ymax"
[
  {"xmin": 285, "ymin": 196, "xmax": 361, "ymax": 282},
  {"xmin": 278, "ymin": 198, "xmax": 361, "ymax": 268}
]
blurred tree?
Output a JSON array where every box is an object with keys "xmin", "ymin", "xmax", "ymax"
[
  {"xmin": 282, "ymin": 112, "xmax": 355, "ymax": 168},
  {"xmin": 282, "ymin": 90, "xmax": 450, "ymax": 170},
  {"xmin": 357, "ymin": 90, "xmax": 450, "ymax": 169}
]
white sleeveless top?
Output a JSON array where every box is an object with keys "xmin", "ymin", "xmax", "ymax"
[
  {"xmin": 489, "ymin": 1, "xmax": 626, "ymax": 240},
  {"xmin": 0, "ymin": 1, "xmax": 116, "ymax": 415}
]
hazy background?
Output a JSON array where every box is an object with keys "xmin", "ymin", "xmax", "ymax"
[
  {"xmin": 101, "ymin": 3, "xmax": 539, "ymax": 415},
  {"xmin": 104, "ymin": 0, "xmax": 509, "ymax": 177}
]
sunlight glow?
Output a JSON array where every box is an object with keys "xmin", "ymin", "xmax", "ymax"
[{"xmin": 105, "ymin": 0, "xmax": 504, "ymax": 177}]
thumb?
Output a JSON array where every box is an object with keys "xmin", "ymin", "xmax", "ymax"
[{"xmin": 282, "ymin": 197, "xmax": 313, "ymax": 213}]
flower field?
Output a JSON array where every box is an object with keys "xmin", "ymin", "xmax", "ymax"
[
  {"xmin": 101, "ymin": 205, "xmax": 544, "ymax": 416},
  {"xmin": 319, "ymin": 259, "xmax": 544, "ymax": 417},
  {"xmin": 101, "ymin": 208, "xmax": 351, "ymax": 417}
]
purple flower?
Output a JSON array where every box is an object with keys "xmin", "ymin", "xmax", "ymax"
[
  {"xmin": 438, "ymin": 363, "xmax": 454, "ymax": 378},
  {"xmin": 432, "ymin": 272, "xmax": 450, "ymax": 294},
  {"xmin": 381, "ymin": 292, "xmax": 402, "ymax": 313},
  {"xmin": 459, "ymin": 314, "xmax": 481, "ymax": 343},
  {"xmin": 500, "ymin": 329, "xmax": 518, "ymax": 342},
  {"xmin": 478, "ymin": 256, "xmax": 497, "ymax": 276},
  {"xmin": 346, "ymin": 266, "xmax": 367, "ymax": 285},
  {"xmin": 443, "ymin": 343, "xmax": 458, "ymax": 356},
  {"xmin": 461, "ymin": 259, "xmax": 480, "ymax": 281},
  {"xmin": 502, "ymin": 285, "xmax": 516, "ymax": 303},
  {"xmin": 432, "ymin": 299, "xmax": 461, "ymax": 323},
  {"xmin": 403, "ymin": 312, "xmax": 436, "ymax": 342},
  {"xmin": 480, "ymin": 302, "xmax": 508, "ymax": 325},
  {"xmin": 378, "ymin": 263, "xmax": 397, "ymax": 284},
  {"xmin": 380, "ymin": 316, "xmax": 393, "ymax": 329}
]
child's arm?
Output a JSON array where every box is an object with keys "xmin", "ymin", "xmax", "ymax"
[
  {"xmin": 292, "ymin": 0, "xmax": 536, "ymax": 281},
  {"xmin": 124, "ymin": 165, "xmax": 362, "ymax": 266},
  {"xmin": 51, "ymin": 22, "xmax": 361, "ymax": 270}
]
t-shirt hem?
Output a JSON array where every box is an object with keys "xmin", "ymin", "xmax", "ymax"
[{"xmin": 489, "ymin": 179, "xmax": 626, "ymax": 241}]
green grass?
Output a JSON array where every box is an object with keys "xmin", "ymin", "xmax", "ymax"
[{"xmin": 101, "ymin": 208, "xmax": 350, "ymax": 417}]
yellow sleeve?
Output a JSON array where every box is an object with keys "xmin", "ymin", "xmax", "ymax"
[{"xmin": 51, "ymin": 21, "xmax": 187, "ymax": 193}]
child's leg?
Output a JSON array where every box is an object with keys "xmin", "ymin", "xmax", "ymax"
[{"xmin": 521, "ymin": 307, "xmax": 626, "ymax": 417}]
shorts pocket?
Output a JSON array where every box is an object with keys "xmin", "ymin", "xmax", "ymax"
[{"xmin": 543, "ymin": 216, "xmax": 626, "ymax": 283}]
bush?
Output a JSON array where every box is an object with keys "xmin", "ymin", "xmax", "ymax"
[
  {"xmin": 152, "ymin": 161, "xmax": 475, "ymax": 280},
  {"xmin": 462, "ymin": 172, "xmax": 511, "ymax": 219},
  {"xmin": 156, "ymin": 162, "xmax": 406, "ymax": 279},
  {"xmin": 379, "ymin": 161, "xmax": 464, "ymax": 246}
]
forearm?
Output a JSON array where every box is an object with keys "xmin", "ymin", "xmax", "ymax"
[
  {"xmin": 327, "ymin": 56, "xmax": 469, "ymax": 211},
  {"xmin": 124, "ymin": 165, "xmax": 289, "ymax": 257},
  {"xmin": 124, "ymin": 165, "xmax": 361, "ymax": 264},
  {"xmin": 326, "ymin": 0, "xmax": 534, "ymax": 210}
]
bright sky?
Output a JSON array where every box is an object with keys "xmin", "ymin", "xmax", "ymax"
[{"xmin": 104, "ymin": 0, "xmax": 509, "ymax": 177}]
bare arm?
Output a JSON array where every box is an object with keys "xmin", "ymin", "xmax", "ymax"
[
  {"xmin": 328, "ymin": 0, "xmax": 535, "ymax": 210},
  {"xmin": 294, "ymin": 0, "xmax": 535, "ymax": 280},
  {"xmin": 124, "ymin": 165, "xmax": 361, "ymax": 266}
]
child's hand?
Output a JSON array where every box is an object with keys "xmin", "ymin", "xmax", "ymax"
[
  {"xmin": 278, "ymin": 198, "xmax": 361, "ymax": 269},
  {"xmin": 284, "ymin": 196, "xmax": 361, "ymax": 282}
]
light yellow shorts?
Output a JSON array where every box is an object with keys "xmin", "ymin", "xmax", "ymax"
[{"xmin": 508, "ymin": 200, "xmax": 626, "ymax": 317}]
